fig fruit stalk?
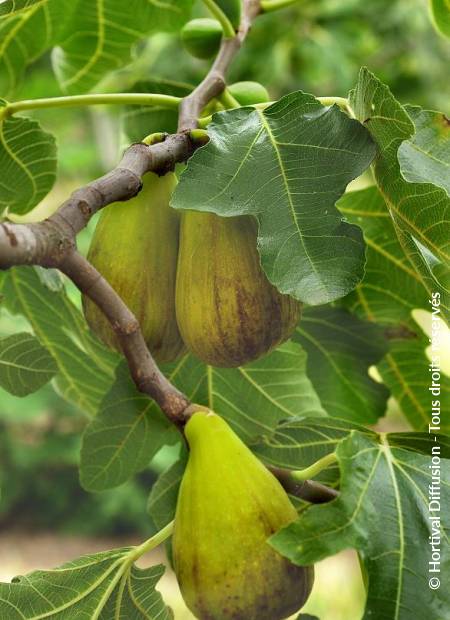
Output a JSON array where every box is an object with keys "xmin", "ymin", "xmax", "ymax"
[
  {"xmin": 175, "ymin": 211, "xmax": 301, "ymax": 367},
  {"xmin": 216, "ymin": 0, "xmax": 241, "ymax": 29},
  {"xmin": 173, "ymin": 410, "xmax": 314, "ymax": 620},
  {"xmin": 83, "ymin": 171, "xmax": 185, "ymax": 363}
]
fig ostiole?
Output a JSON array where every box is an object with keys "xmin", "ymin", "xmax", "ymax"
[
  {"xmin": 173, "ymin": 410, "xmax": 314, "ymax": 620},
  {"xmin": 175, "ymin": 211, "xmax": 301, "ymax": 367},
  {"xmin": 83, "ymin": 171, "xmax": 185, "ymax": 363}
]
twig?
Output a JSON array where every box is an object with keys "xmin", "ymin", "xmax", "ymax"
[
  {"xmin": 59, "ymin": 251, "xmax": 190, "ymax": 426},
  {"xmin": 270, "ymin": 466, "xmax": 339, "ymax": 504},
  {"xmin": 178, "ymin": 0, "xmax": 261, "ymax": 130}
]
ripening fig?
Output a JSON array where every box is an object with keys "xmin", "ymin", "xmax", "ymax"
[
  {"xmin": 175, "ymin": 212, "xmax": 301, "ymax": 367},
  {"xmin": 83, "ymin": 171, "xmax": 185, "ymax": 363},
  {"xmin": 181, "ymin": 18, "xmax": 223, "ymax": 60},
  {"xmin": 228, "ymin": 80, "xmax": 270, "ymax": 106},
  {"xmin": 173, "ymin": 410, "xmax": 314, "ymax": 620}
]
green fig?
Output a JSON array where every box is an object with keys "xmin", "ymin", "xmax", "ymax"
[
  {"xmin": 173, "ymin": 410, "xmax": 314, "ymax": 620},
  {"xmin": 181, "ymin": 18, "xmax": 223, "ymax": 60},
  {"xmin": 175, "ymin": 212, "xmax": 301, "ymax": 367},
  {"xmin": 228, "ymin": 81, "xmax": 270, "ymax": 106},
  {"xmin": 83, "ymin": 171, "xmax": 185, "ymax": 363}
]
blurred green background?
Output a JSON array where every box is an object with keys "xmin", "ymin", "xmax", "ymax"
[{"xmin": 1, "ymin": 0, "xmax": 448, "ymax": 617}]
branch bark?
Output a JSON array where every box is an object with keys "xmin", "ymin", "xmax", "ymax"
[
  {"xmin": 59, "ymin": 251, "xmax": 190, "ymax": 426},
  {"xmin": 178, "ymin": 0, "xmax": 261, "ymax": 129},
  {"xmin": 270, "ymin": 466, "xmax": 339, "ymax": 504},
  {"xmin": 0, "ymin": 135, "xmax": 194, "ymax": 269}
]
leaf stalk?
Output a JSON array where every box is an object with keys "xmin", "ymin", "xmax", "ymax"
[
  {"xmin": 130, "ymin": 521, "xmax": 174, "ymax": 562},
  {"xmin": 0, "ymin": 93, "xmax": 181, "ymax": 119},
  {"xmin": 218, "ymin": 88, "xmax": 241, "ymax": 109},
  {"xmin": 261, "ymin": 0, "xmax": 304, "ymax": 12},
  {"xmin": 202, "ymin": 0, "xmax": 236, "ymax": 38},
  {"xmin": 291, "ymin": 452, "xmax": 338, "ymax": 481}
]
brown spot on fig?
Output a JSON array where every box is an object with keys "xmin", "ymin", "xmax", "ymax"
[{"xmin": 175, "ymin": 211, "xmax": 301, "ymax": 367}]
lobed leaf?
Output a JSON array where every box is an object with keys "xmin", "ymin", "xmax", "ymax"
[
  {"xmin": 339, "ymin": 186, "xmax": 429, "ymax": 325},
  {"xmin": 0, "ymin": 547, "xmax": 172, "ymax": 618},
  {"xmin": 202, "ymin": 341, "xmax": 326, "ymax": 442},
  {"xmin": 0, "ymin": 0, "xmax": 75, "ymax": 96},
  {"xmin": 388, "ymin": 431, "xmax": 450, "ymax": 458},
  {"xmin": 52, "ymin": 0, "xmax": 194, "ymax": 94},
  {"xmin": 253, "ymin": 417, "xmax": 373, "ymax": 486},
  {"xmin": 271, "ymin": 431, "xmax": 450, "ymax": 620},
  {"xmin": 378, "ymin": 334, "xmax": 450, "ymax": 433},
  {"xmin": 350, "ymin": 68, "xmax": 450, "ymax": 322},
  {"xmin": 172, "ymin": 91, "xmax": 376, "ymax": 305},
  {"xmin": 254, "ymin": 416, "xmax": 450, "ymax": 466},
  {"xmin": 398, "ymin": 105, "xmax": 450, "ymax": 196},
  {"xmin": 0, "ymin": 0, "xmax": 193, "ymax": 96},
  {"xmin": 99, "ymin": 564, "xmax": 173, "ymax": 619},
  {"xmin": 339, "ymin": 186, "xmax": 448, "ymax": 430}
]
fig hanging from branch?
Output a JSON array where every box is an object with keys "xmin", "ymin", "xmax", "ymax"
[
  {"xmin": 173, "ymin": 410, "xmax": 314, "ymax": 620},
  {"xmin": 83, "ymin": 171, "xmax": 185, "ymax": 364},
  {"xmin": 175, "ymin": 211, "xmax": 301, "ymax": 367}
]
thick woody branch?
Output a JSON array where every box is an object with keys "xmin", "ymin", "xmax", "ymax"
[
  {"xmin": 0, "ymin": 135, "xmax": 197, "ymax": 426},
  {"xmin": 178, "ymin": 0, "xmax": 261, "ymax": 130},
  {"xmin": 59, "ymin": 251, "xmax": 191, "ymax": 426},
  {"xmin": 0, "ymin": 134, "xmax": 195, "ymax": 269}
]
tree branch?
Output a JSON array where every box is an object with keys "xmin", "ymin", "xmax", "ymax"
[
  {"xmin": 0, "ymin": 135, "xmax": 194, "ymax": 269},
  {"xmin": 0, "ymin": 135, "xmax": 198, "ymax": 426},
  {"xmin": 59, "ymin": 251, "xmax": 191, "ymax": 426},
  {"xmin": 178, "ymin": 0, "xmax": 261, "ymax": 130},
  {"xmin": 270, "ymin": 466, "xmax": 339, "ymax": 504}
]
